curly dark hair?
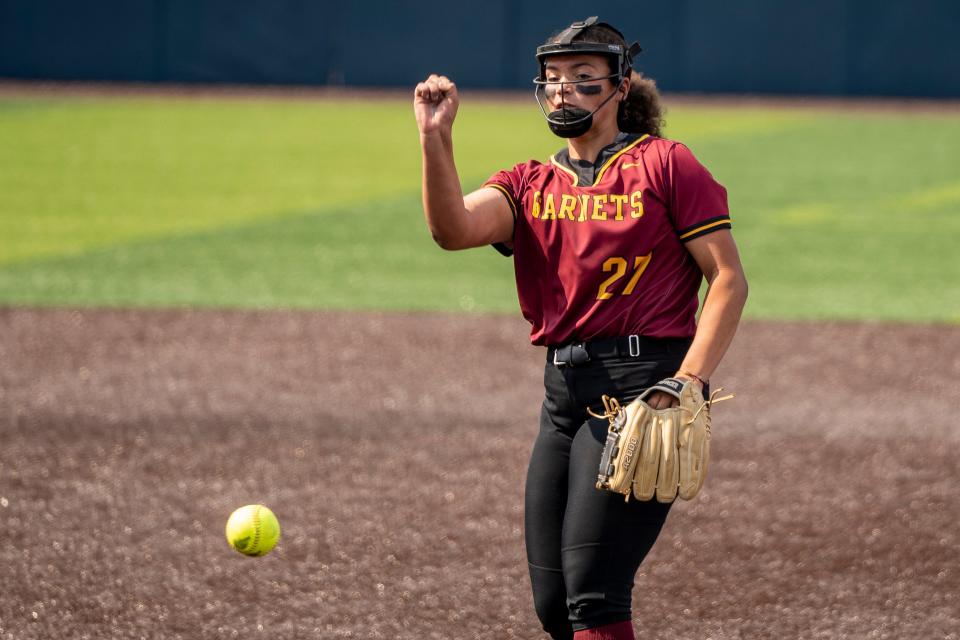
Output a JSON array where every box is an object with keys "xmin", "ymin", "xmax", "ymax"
[{"xmin": 546, "ymin": 23, "xmax": 665, "ymax": 137}]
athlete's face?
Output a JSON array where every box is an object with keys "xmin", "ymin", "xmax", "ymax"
[{"xmin": 543, "ymin": 54, "xmax": 621, "ymax": 114}]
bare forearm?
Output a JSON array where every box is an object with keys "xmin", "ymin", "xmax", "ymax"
[
  {"xmin": 420, "ymin": 130, "xmax": 469, "ymax": 249},
  {"xmin": 678, "ymin": 269, "xmax": 748, "ymax": 381}
]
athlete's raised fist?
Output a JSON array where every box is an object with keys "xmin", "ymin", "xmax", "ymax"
[{"xmin": 414, "ymin": 74, "xmax": 459, "ymax": 135}]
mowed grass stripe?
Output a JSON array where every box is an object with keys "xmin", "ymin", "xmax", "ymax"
[
  {"xmin": 0, "ymin": 96, "xmax": 547, "ymax": 266},
  {"xmin": 693, "ymin": 114, "xmax": 960, "ymax": 322},
  {"xmin": 2, "ymin": 95, "xmax": 958, "ymax": 322},
  {"xmin": 0, "ymin": 196, "xmax": 517, "ymax": 312},
  {"xmin": 1, "ymin": 183, "xmax": 957, "ymax": 321},
  {"xmin": 0, "ymin": 98, "xmax": 424, "ymax": 265},
  {"xmin": 0, "ymin": 96, "xmax": 807, "ymax": 266}
]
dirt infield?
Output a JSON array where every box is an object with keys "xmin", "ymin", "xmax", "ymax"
[{"xmin": 1, "ymin": 307, "xmax": 958, "ymax": 639}]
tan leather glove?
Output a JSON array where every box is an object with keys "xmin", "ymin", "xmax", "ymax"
[{"xmin": 592, "ymin": 378, "xmax": 732, "ymax": 503}]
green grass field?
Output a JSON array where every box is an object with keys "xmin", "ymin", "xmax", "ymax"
[{"xmin": 1, "ymin": 93, "xmax": 958, "ymax": 321}]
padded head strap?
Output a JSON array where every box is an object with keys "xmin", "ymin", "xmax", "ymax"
[{"xmin": 554, "ymin": 16, "xmax": 600, "ymax": 45}]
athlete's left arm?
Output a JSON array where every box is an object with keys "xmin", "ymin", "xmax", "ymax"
[
  {"xmin": 647, "ymin": 229, "xmax": 747, "ymax": 409},
  {"xmin": 679, "ymin": 228, "xmax": 748, "ymax": 382}
]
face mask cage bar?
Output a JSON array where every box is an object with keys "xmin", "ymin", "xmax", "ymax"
[{"xmin": 532, "ymin": 73, "xmax": 623, "ymax": 127}]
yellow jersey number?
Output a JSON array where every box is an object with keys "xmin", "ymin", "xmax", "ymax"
[{"xmin": 596, "ymin": 253, "xmax": 652, "ymax": 300}]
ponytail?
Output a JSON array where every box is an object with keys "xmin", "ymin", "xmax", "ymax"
[{"xmin": 617, "ymin": 70, "xmax": 664, "ymax": 137}]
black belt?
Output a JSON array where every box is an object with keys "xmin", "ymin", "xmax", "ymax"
[{"xmin": 548, "ymin": 335, "xmax": 691, "ymax": 367}]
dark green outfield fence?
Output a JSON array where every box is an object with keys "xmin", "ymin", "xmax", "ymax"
[{"xmin": 1, "ymin": 0, "xmax": 958, "ymax": 97}]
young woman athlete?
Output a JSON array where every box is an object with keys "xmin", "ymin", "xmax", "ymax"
[{"xmin": 414, "ymin": 17, "xmax": 748, "ymax": 640}]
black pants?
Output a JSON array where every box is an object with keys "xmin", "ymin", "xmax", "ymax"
[{"xmin": 525, "ymin": 338, "xmax": 691, "ymax": 639}]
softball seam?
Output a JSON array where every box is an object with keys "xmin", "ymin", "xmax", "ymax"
[{"xmin": 251, "ymin": 506, "xmax": 262, "ymax": 554}]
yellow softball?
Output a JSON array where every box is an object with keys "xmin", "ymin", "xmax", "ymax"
[{"xmin": 225, "ymin": 504, "xmax": 281, "ymax": 556}]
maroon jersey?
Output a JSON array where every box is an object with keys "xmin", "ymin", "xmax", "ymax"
[{"xmin": 484, "ymin": 134, "xmax": 731, "ymax": 346}]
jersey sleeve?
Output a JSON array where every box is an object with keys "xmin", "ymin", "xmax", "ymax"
[
  {"xmin": 666, "ymin": 143, "xmax": 732, "ymax": 242},
  {"xmin": 482, "ymin": 165, "xmax": 525, "ymax": 257}
]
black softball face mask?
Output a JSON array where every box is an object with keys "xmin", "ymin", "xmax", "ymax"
[
  {"xmin": 532, "ymin": 16, "xmax": 642, "ymax": 139},
  {"xmin": 534, "ymin": 75, "xmax": 622, "ymax": 138}
]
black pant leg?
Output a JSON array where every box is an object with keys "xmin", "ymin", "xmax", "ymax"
[
  {"xmin": 524, "ymin": 418, "xmax": 574, "ymax": 640},
  {"xmin": 562, "ymin": 416, "xmax": 672, "ymax": 631},
  {"xmin": 524, "ymin": 364, "xmax": 581, "ymax": 640}
]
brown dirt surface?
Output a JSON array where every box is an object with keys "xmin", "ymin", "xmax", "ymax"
[{"xmin": 1, "ymin": 307, "xmax": 958, "ymax": 640}]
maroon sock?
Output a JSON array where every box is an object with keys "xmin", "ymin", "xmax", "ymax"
[{"xmin": 573, "ymin": 621, "xmax": 635, "ymax": 640}]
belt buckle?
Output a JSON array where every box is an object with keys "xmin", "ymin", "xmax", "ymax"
[
  {"xmin": 553, "ymin": 346, "xmax": 567, "ymax": 367},
  {"xmin": 628, "ymin": 335, "xmax": 640, "ymax": 357}
]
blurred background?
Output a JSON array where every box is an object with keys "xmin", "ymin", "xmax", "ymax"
[{"xmin": 2, "ymin": 0, "xmax": 959, "ymax": 97}]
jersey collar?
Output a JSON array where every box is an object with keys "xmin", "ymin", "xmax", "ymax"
[{"xmin": 550, "ymin": 133, "xmax": 649, "ymax": 187}]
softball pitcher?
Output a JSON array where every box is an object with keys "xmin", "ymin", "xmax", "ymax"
[{"xmin": 414, "ymin": 17, "xmax": 748, "ymax": 640}]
